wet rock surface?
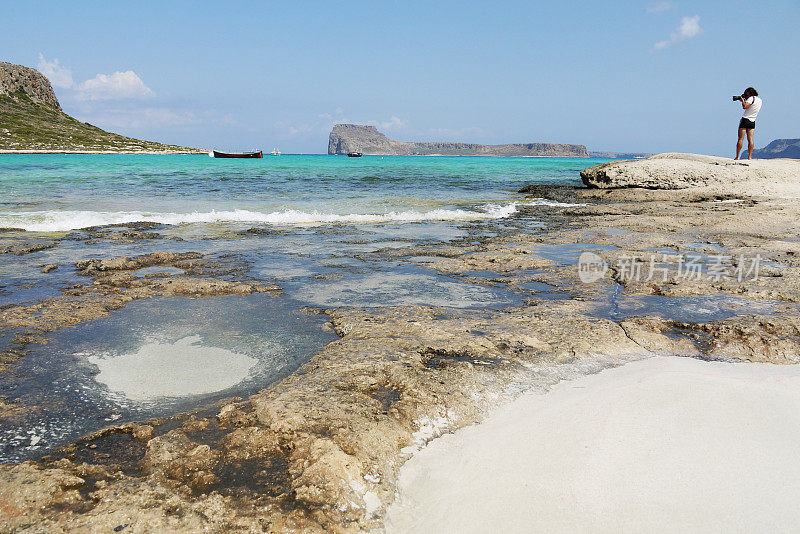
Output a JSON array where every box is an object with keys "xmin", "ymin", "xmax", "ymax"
[
  {"xmin": 2, "ymin": 186, "xmax": 800, "ymax": 531},
  {"xmin": 0, "ymin": 250, "xmax": 279, "ymax": 373}
]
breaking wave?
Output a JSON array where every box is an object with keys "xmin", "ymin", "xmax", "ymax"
[
  {"xmin": 0, "ymin": 199, "xmax": 585, "ymax": 232},
  {"xmin": 1, "ymin": 203, "xmax": 523, "ymax": 232}
]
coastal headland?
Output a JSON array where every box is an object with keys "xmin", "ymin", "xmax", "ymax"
[
  {"xmin": 0, "ymin": 61, "xmax": 204, "ymax": 154},
  {"xmin": 3, "ymin": 154, "xmax": 800, "ymax": 531},
  {"xmin": 328, "ymin": 123, "xmax": 589, "ymax": 157}
]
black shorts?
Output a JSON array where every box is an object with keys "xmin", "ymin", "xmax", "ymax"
[{"xmin": 739, "ymin": 118, "xmax": 756, "ymax": 130}]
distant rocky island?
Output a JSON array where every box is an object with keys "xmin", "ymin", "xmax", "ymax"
[
  {"xmin": 752, "ymin": 138, "xmax": 800, "ymax": 159},
  {"xmin": 328, "ymin": 124, "xmax": 589, "ymax": 157},
  {"xmin": 0, "ymin": 61, "xmax": 203, "ymax": 153}
]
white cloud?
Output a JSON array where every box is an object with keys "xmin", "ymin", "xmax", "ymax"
[
  {"xmin": 37, "ymin": 53, "xmax": 74, "ymax": 89},
  {"xmin": 646, "ymin": 2, "xmax": 674, "ymax": 13},
  {"xmin": 653, "ymin": 15, "xmax": 703, "ymax": 50},
  {"xmin": 35, "ymin": 56, "xmax": 155, "ymax": 102},
  {"xmin": 274, "ymin": 119, "xmax": 328, "ymax": 139},
  {"xmin": 217, "ymin": 113, "xmax": 238, "ymax": 127},
  {"xmin": 76, "ymin": 70, "xmax": 154, "ymax": 100},
  {"xmin": 281, "ymin": 122, "xmax": 315, "ymax": 137},
  {"xmin": 424, "ymin": 126, "xmax": 487, "ymax": 141},
  {"xmin": 368, "ymin": 116, "xmax": 407, "ymax": 131},
  {"xmin": 276, "ymin": 112, "xmax": 406, "ymax": 141},
  {"xmin": 78, "ymin": 107, "xmax": 198, "ymax": 129},
  {"xmin": 318, "ymin": 107, "xmax": 347, "ymax": 123}
]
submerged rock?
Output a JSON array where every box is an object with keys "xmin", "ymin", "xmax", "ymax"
[
  {"xmin": 0, "ymin": 251, "xmax": 280, "ymax": 373},
  {"xmin": 75, "ymin": 251, "xmax": 203, "ymax": 275},
  {"xmin": 1, "ymin": 241, "xmax": 56, "ymax": 256}
]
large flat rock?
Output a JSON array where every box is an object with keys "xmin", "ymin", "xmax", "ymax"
[{"xmin": 581, "ymin": 153, "xmax": 800, "ymax": 197}]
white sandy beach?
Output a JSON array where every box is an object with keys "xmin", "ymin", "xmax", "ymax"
[{"xmin": 384, "ymin": 356, "xmax": 800, "ymax": 533}]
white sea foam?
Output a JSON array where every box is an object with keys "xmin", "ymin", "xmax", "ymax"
[
  {"xmin": 526, "ymin": 198, "xmax": 587, "ymax": 208},
  {"xmin": 0, "ymin": 203, "xmax": 522, "ymax": 232}
]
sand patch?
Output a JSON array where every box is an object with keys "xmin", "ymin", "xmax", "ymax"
[
  {"xmin": 87, "ymin": 335, "xmax": 257, "ymax": 401},
  {"xmin": 386, "ymin": 356, "xmax": 800, "ymax": 533}
]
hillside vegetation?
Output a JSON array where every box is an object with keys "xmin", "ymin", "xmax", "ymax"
[{"xmin": 0, "ymin": 90, "xmax": 203, "ymax": 153}]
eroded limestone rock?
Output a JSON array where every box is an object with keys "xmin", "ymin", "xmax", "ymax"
[{"xmin": 581, "ymin": 153, "xmax": 800, "ymax": 197}]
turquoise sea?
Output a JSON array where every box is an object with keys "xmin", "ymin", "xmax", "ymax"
[
  {"xmin": 0, "ymin": 154, "xmax": 609, "ymax": 461},
  {"xmin": 0, "ymin": 154, "xmax": 606, "ymax": 230}
]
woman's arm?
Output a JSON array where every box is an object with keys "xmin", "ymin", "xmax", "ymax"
[{"xmin": 741, "ymin": 96, "xmax": 753, "ymax": 110}]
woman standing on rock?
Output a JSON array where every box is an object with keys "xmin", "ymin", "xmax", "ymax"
[{"xmin": 734, "ymin": 87, "xmax": 762, "ymax": 160}]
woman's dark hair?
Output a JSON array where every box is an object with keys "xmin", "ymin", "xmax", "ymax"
[{"xmin": 744, "ymin": 87, "xmax": 758, "ymax": 97}]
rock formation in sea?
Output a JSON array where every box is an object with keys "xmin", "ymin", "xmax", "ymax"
[
  {"xmin": 752, "ymin": 138, "xmax": 800, "ymax": 159},
  {"xmin": 328, "ymin": 124, "xmax": 589, "ymax": 157},
  {"xmin": 0, "ymin": 60, "xmax": 202, "ymax": 153},
  {"xmin": 580, "ymin": 153, "xmax": 800, "ymax": 197}
]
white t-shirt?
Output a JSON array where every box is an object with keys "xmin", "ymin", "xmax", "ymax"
[{"xmin": 742, "ymin": 96, "xmax": 762, "ymax": 121}]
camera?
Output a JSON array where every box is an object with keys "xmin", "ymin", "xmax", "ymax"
[{"xmin": 732, "ymin": 95, "xmax": 743, "ymax": 101}]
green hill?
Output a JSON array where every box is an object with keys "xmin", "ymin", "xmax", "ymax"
[{"xmin": 0, "ymin": 89, "xmax": 204, "ymax": 153}]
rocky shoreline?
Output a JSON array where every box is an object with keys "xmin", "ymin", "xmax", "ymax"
[{"xmin": 2, "ymin": 156, "xmax": 800, "ymax": 532}]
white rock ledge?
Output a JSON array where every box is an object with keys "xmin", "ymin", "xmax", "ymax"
[{"xmin": 581, "ymin": 153, "xmax": 800, "ymax": 197}]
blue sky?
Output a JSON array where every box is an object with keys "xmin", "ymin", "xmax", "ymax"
[{"xmin": 3, "ymin": 0, "xmax": 798, "ymax": 154}]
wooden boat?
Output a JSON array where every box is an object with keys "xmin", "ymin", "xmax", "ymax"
[
  {"xmin": 347, "ymin": 152, "xmax": 363, "ymax": 157},
  {"xmin": 210, "ymin": 150, "xmax": 263, "ymax": 159}
]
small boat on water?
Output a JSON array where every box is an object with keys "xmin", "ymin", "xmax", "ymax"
[
  {"xmin": 210, "ymin": 150, "xmax": 263, "ymax": 159},
  {"xmin": 270, "ymin": 148, "xmax": 281, "ymax": 156},
  {"xmin": 347, "ymin": 152, "xmax": 363, "ymax": 157}
]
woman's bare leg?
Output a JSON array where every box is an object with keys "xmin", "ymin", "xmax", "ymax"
[
  {"xmin": 735, "ymin": 128, "xmax": 745, "ymax": 160},
  {"xmin": 746, "ymin": 129, "xmax": 754, "ymax": 159}
]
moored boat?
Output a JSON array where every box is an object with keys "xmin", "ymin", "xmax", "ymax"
[
  {"xmin": 347, "ymin": 152, "xmax": 363, "ymax": 157},
  {"xmin": 210, "ymin": 150, "xmax": 263, "ymax": 159}
]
